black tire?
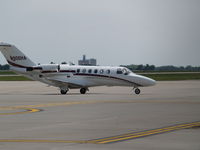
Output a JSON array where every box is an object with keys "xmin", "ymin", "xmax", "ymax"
[
  {"xmin": 60, "ymin": 89, "xmax": 67, "ymax": 95},
  {"xmin": 135, "ymin": 88, "xmax": 140, "ymax": 94},
  {"xmin": 80, "ymin": 88, "xmax": 87, "ymax": 94}
]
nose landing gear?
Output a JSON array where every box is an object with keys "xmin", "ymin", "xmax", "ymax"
[{"xmin": 134, "ymin": 88, "xmax": 141, "ymax": 95}]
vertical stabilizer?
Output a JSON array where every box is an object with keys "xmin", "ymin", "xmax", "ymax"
[{"xmin": 0, "ymin": 42, "xmax": 35, "ymax": 68}]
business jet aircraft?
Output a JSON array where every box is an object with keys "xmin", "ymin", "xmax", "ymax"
[{"xmin": 0, "ymin": 42, "xmax": 156, "ymax": 95}]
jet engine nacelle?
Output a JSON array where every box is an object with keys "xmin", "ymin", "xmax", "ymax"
[
  {"xmin": 39, "ymin": 64, "xmax": 59, "ymax": 72},
  {"xmin": 27, "ymin": 64, "xmax": 59, "ymax": 72}
]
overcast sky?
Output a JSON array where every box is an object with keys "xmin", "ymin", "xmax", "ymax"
[{"xmin": 0, "ymin": 0, "xmax": 200, "ymax": 66}]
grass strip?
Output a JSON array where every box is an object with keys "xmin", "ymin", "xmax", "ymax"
[
  {"xmin": 0, "ymin": 71, "xmax": 16, "ymax": 75},
  {"xmin": 0, "ymin": 76, "xmax": 32, "ymax": 81},
  {"xmin": 142, "ymin": 73, "xmax": 200, "ymax": 81}
]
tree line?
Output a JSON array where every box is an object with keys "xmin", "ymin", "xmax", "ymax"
[
  {"xmin": 121, "ymin": 64, "xmax": 200, "ymax": 72},
  {"xmin": 0, "ymin": 64, "xmax": 9, "ymax": 70}
]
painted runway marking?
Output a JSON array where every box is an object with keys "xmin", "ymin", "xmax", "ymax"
[
  {"xmin": 0, "ymin": 99, "xmax": 199, "ymax": 110},
  {"xmin": 0, "ymin": 101, "xmax": 97, "ymax": 115},
  {"xmin": 0, "ymin": 121, "xmax": 199, "ymax": 144},
  {"xmin": 0, "ymin": 108, "xmax": 41, "ymax": 115},
  {"xmin": 90, "ymin": 121, "xmax": 200, "ymax": 144},
  {"xmin": 0, "ymin": 139, "xmax": 91, "ymax": 144},
  {"xmin": 0, "ymin": 99, "xmax": 199, "ymax": 115}
]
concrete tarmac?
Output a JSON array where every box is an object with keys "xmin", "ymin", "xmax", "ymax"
[{"xmin": 0, "ymin": 81, "xmax": 200, "ymax": 150}]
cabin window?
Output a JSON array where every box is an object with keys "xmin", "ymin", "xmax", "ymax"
[
  {"xmin": 58, "ymin": 65, "xmax": 60, "ymax": 71},
  {"xmin": 116, "ymin": 68, "xmax": 123, "ymax": 74},
  {"xmin": 82, "ymin": 69, "xmax": 86, "ymax": 73},
  {"xmin": 99, "ymin": 69, "xmax": 104, "ymax": 74},
  {"xmin": 88, "ymin": 69, "xmax": 92, "ymax": 73},
  {"xmin": 106, "ymin": 69, "xmax": 110, "ymax": 74},
  {"xmin": 94, "ymin": 69, "xmax": 98, "ymax": 73},
  {"xmin": 77, "ymin": 69, "xmax": 80, "ymax": 73}
]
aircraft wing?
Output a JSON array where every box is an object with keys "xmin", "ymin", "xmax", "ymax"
[{"xmin": 45, "ymin": 75, "xmax": 88, "ymax": 89}]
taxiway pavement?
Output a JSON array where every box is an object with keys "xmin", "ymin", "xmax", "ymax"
[{"xmin": 0, "ymin": 81, "xmax": 200, "ymax": 150}]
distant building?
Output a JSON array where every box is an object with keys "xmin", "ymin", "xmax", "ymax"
[{"xmin": 78, "ymin": 55, "xmax": 97, "ymax": 66}]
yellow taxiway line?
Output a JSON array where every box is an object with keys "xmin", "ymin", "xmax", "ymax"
[
  {"xmin": 0, "ymin": 108, "xmax": 41, "ymax": 115},
  {"xmin": 0, "ymin": 139, "xmax": 91, "ymax": 144},
  {"xmin": 1, "ymin": 100, "xmax": 200, "ymax": 110},
  {"xmin": 0, "ymin": 121, "xmax": 199, "ymax": 144},
  {"xmin": 0, "ymin": 101, "xmax": 97, "ymax": 115},
  {"xmin": 91, "ymin": 121, "xmax": 200, "ymax": 144},
  {"xmin": 0, "ymin": 99, "xmax": 199, "ymax": 116}
]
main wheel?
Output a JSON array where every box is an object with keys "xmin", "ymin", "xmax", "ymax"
[
  {"xmin": 80, "ymin": 88, "xmax": 87, "ymax": 94},
  {"xmin": 135, "ymin": 88, "xmax": 141, "ymax": 94},
  {"xmin": 60, "ymin": 89, "xmax": 68, "ymax": 95}
]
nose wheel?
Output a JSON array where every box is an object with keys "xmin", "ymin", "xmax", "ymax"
[{"xmin": 134, "ymin": 88, "xmax": 141, "ymax": 94}]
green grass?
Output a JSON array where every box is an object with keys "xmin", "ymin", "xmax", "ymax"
[
  {"xmin": 142, "ymin": 73, "xmax": 200, "ymax": 81},
  {"xmin": 0, "ymin": 76, "xmax": 32, "ymax": 81},
  {"xmin": 0, "ymin": 71, "xmax": 16, "ymax": 75}
]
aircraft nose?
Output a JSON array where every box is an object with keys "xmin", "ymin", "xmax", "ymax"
[
  {"xmin": 144, "ymin": 77, "xmax": 156, "ymax": 86},
  {"xmin": 132, "ymin": 75, "xmax": 156, "ymax": 87}
]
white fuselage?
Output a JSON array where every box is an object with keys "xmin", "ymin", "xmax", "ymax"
[{"xmin": 11, "ymin": 64, "xmax": 156, "ymax": 89}]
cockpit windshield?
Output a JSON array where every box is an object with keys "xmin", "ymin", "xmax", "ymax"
[
  {"xmin": 122, "ymin": 68, "xmax": 131, "ymax": 75},
  {"xmin": 117, "ymin": 67, "xmax": 132, "ymax": 75}
]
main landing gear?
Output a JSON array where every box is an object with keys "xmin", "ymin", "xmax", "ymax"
[
  {"xmin": 60, "ymin": 89, "xmax": 68, "ymax": 95},
  {"xmin": 60, "ymin": 88, "xmax": 88, "ymax": 95},
  {"xmin": 80, "ymin": 88, "xmax": 88, "ymax": 94},
  {"xmin": 134, "ymin": 88, "xmax": 141, "ymax": 95}
]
